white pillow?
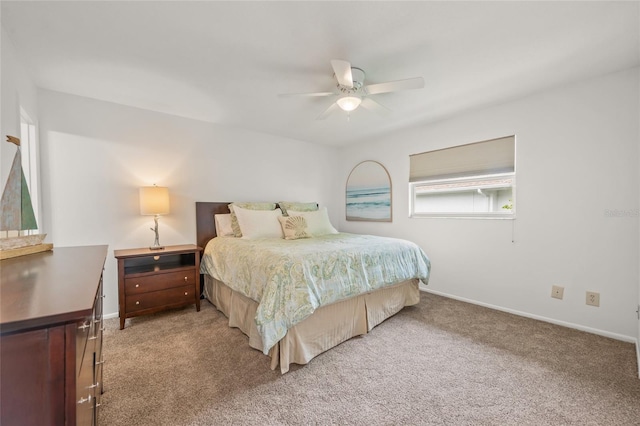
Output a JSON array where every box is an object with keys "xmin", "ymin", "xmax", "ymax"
[
  {"xmin": 214, "ymin": 214, "xmax": 234, "ymax": 237},
  {"xmin": 233, "ymin": 206, "xmax": 283, "ymax": 239},
  {"xmin": 287, "ymin": 207, "xmax": 338, "ymax": 236}
]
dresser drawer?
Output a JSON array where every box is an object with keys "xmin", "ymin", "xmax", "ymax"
[
  {"xmin": 76, "ymin": 336, "xmax": 96, "ymax": 426},
  {"xmin": 75, "ymin": 316, "xmax": 93, "ymax": 376},
  {"xmin": 125, "ymin": 269, "xmax": 196, "ymax": 295},
  {"xmin": 77, "ymin": 296, "xmax": 100, "ymax": 426},
  {"xmin": 125, "ymin": 285, "xmax": 194, "ymax": 313},
  {"xmin": 93, "ymin": 287, "xmax": 104, "ymax": 397}
]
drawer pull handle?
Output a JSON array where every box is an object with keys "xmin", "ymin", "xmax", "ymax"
[
  {"xmin": 135, "ymin": 284, "xmax": 140, "ymax": 288},
  {"xmin": 87, "ymin": 382, "xmax": 100, "ymax": 389},
  {"xmin": 77, "ymin": 395, "xmax": 92, "ymax": 405},
  {"xmin": 78, "ymin": 322, "xmax": 90, "ymax": 330},
  {"xmin": 184, "ymin": 292, "xmax": 188, "ymax": 296},
  {"xmin": 88, "ymin": 329, "xmax": 104, "ymax": 340},
  {"xmin": 184, "ymin": 276, "xmax": 188, "ymax": 282},
  {"xmin": 136, "ymin": 301, "xmax": 140, "ymax": 305},
  {"xmin": 96, "ymin": 358, "xmax": 105, "ymax": 366}
]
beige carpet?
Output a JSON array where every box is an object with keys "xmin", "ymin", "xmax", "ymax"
[{"xmin": 99, "ymin": 292, "xmax": 640, "ymax": 425}]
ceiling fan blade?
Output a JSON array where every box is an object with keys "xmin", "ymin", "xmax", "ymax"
[
  {"xmin": 330, "ymin": 59, "xmax": 353, "ymax": 88},
  {"xmin": 278, "ymin": 91, "xmax": 335, "ymax": 98},
  {"xmin": 363, "ymin": 77, "xmax": 424, "ymax": 95},
  {"xmin": 360, "ymin": 97, "xmax": 391, "ymax": 116},
  {"xmin": 316, "ymin": 103, "xmax": 340, "ymax": 120}
]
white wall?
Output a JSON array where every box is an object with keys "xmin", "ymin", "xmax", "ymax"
[
  {"xmin": 337, "ymin": 68, "xmax": 640, "ymax": 341},
  {"xmin": 38, "ymin": 90, "xmax": 339, "ymax": 317}
]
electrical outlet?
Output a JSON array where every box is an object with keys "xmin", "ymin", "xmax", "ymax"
[
  {"xmin": 586, "ymin": 291, "xmax": 600, "ymax": 307},
  {"xmin": 551, "ymin": 285, "xmax": 564, "ymax": 300}
]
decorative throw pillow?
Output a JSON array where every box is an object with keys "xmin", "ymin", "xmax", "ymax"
[
  {"xmin": 233, "ymin": 206, "xmax": 283, "ymax": 239},
  {"xmin": 278, "ymin": 201, "xmax": 318, "ymax": 217},
  {"xmin": 287, "ymin": 207, "xmax": 338, "ymax": 236},
  {"xmin": 228, "ymin": 202, "xmax": 276, "ymax": 237},
  {"xmin": 278, "ymin": 215, "xmax": 311, "ymax": 240},
  {"xmin": 214, "ymin": 213, "xmax": 234, "ymax": 237}
]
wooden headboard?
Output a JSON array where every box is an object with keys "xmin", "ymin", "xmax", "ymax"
[{"xmin": 195, "ymin": 202, "xmax": 232, "ymax": 250}]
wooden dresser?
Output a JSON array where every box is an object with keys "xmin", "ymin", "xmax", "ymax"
[
  {"xmin": 0, "ymin": 245, "xmax": 108, "ymax": 426},
  {"xmin": 114, "ymin": 244, "xmax": 201, "ymax": 329}
]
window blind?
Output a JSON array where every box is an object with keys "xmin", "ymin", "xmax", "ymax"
[{"xmin": 409, "ymin": 136, "xmax": 515, "ymax": 182}]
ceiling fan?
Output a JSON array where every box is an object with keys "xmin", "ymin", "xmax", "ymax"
[{"xmin": 278, "ymin": 59, "xmax": 425, "ymax": 120}]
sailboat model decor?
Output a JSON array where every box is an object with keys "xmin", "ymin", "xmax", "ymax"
[{"xmin": 0, "ymin": 135, "xmax": 52, "ymax": 260}]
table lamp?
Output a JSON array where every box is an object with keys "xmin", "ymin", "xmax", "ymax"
[{"xmin": 139, "ymin": 185, "xmax": 170, "ymax": 250}]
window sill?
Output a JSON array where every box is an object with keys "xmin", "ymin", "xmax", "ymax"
[{"xmin": 410, "ymin": 213, "xmax": 516, "ymax": 220}]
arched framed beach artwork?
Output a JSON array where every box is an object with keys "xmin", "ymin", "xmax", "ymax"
[{"xmin": 346, "ymin": 160, "xmax": 392, "ymax": 222}]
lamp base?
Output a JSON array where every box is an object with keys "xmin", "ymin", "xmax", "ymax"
[{"xmin": 148, "ymin": 215, "xmax": 164, "ymax": 251}]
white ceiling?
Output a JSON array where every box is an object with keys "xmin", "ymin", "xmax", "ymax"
[{"xmin": 2, "ymin": 1, "xmax": 639, "ymax": 146}]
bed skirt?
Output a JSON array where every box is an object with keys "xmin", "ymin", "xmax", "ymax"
[{"xmin": 203, "ymin": 275, "xmax": 420, "ymax": 373}]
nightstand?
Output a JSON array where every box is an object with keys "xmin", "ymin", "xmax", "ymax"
[{"xmin": 115, "ymin": 244, "xmax": 202, "ymax": 329}]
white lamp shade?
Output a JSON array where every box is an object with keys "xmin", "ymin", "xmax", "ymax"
[
  {"xmin": 139, "ymin": 186, "xmax": 170, "ymax": 215},
  {"xmin": 336, "ymin": 95, "xmax": 362, "ymax": 112}
]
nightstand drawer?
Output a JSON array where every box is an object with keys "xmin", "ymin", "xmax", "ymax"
[
  {"xmin": 126, "ymin": 285, "xmax": 194, "ymax": 313},
  {"xmin": 125, "ymin": 269, "xmax": 196, "ymax": 295}
]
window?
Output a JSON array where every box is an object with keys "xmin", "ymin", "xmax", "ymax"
[
  {"xmin": 409, "ymin": 135, "xmax": 515, "ymax": 218},
  {"xmin": 20, "ymin": 109, "xmax": 40, "ymax": 230}
]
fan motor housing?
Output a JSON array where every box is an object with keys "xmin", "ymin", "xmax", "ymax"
[
  {"xmin": 337, "ymin": 67, "xmax": 366, "ymax": 94},
  {"xmin": 350, "ymin": 67, "xmax": 365, "ymax": 88}
]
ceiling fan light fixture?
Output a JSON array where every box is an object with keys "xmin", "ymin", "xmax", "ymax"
[{"xmin": 336, "ymin": 95, "xmax": 362, "ymax": 112}]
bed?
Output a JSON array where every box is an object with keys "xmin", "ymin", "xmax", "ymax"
[{"xmin": 195, "ymin": 202, "xmax": 430, "ymax": 373}]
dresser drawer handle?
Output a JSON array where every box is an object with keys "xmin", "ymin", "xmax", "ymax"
[
  {"xmin": 89, "ymin": 329, "xmax": 104, "ymax": 340},
  {"xmin": 78, "ymin": 395, "xmax": 92, "ymax": 405},
  {"xmin": 184, "ymin": 292, "xmax": 188, "ymax": 296},
  {"xmin": 184, "ymin": 276, "xmax": 188, "ymax": 282},
  {"xmin": 136, "ymin": 301, "xmax": 140, "ymax": 305},
  {"xmin": 78, "ymin": 322, "xmax": 90, "ymax": 330},
  {"xmin": 135, "ymin": 284, "xmax": 140, "ymax": 288}
]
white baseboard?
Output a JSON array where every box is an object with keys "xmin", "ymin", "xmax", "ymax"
[
  {"xmin": 420, "ymin": 288, "xmax": 636, "ymax": 344},
  {"xmin": 104, "ymin": 312, "xmax": 119, "ymax": 320}
]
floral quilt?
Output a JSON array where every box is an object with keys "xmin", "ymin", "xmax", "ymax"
[{"xmin": 201, "ymin": 233, "xmax": 431, "ymax": 353}]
